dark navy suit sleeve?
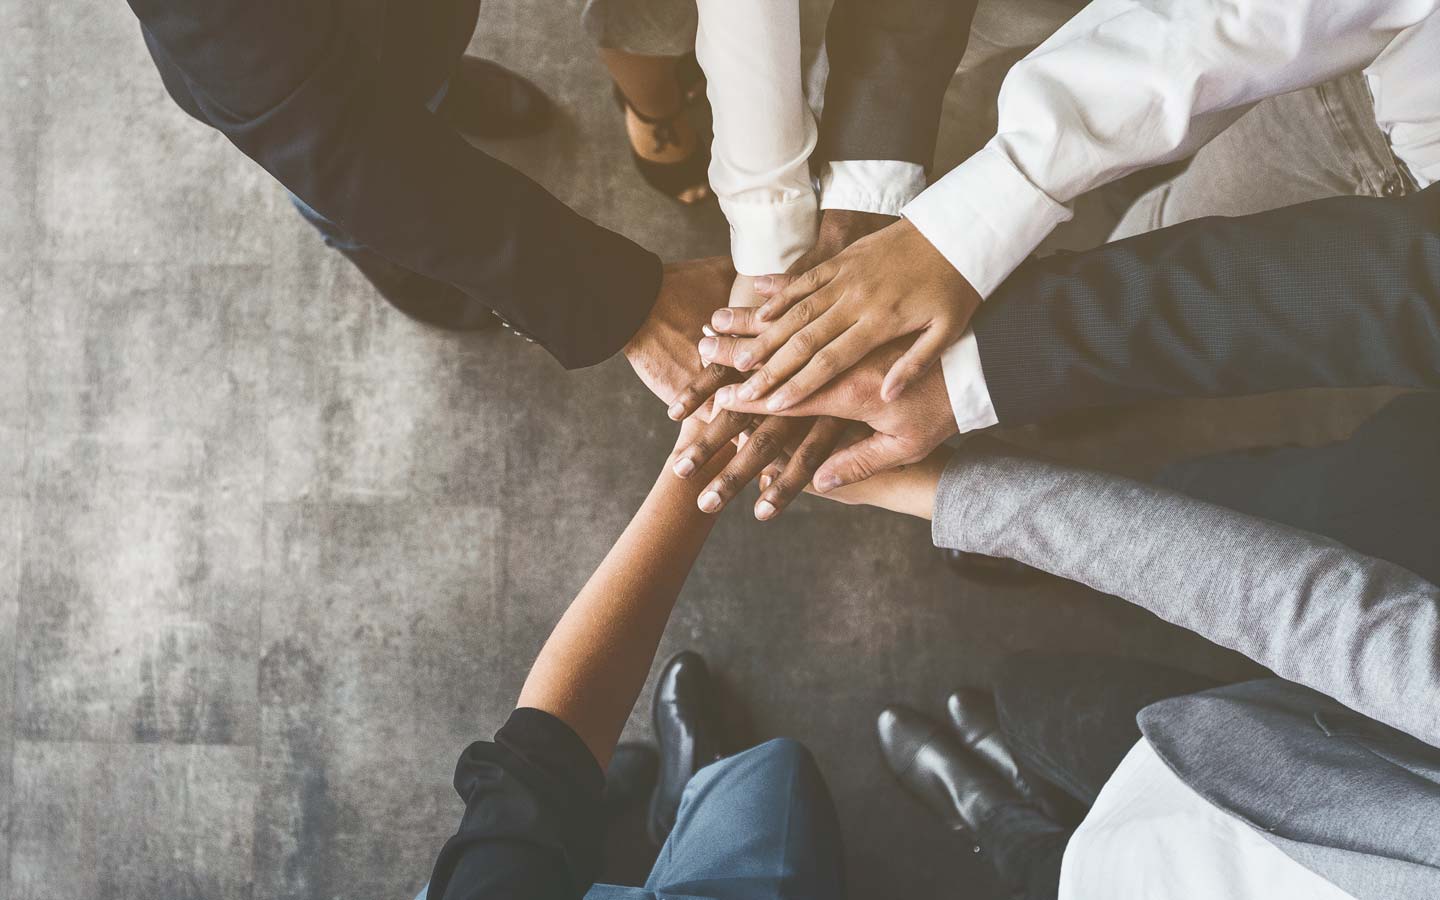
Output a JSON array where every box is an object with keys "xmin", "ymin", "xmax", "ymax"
[
  {"xmin": 427, "ymin": 708, "xmax": 606, "ymax": 900},
  {"xmin": 974, "ymin": 184, "xmax": 1440, "ymax": 424},
  {"xmin": 128, "ymin": 0, "xmax": 660, "ymax": 369}
]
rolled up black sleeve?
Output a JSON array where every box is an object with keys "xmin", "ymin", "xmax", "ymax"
[
  {"xmin": 128, "ymin": 0, "xmax": 661, "ymax": 369},
  {"xmin": 427, "ymin": 708, "xmax": 606, "ymax": 900}
]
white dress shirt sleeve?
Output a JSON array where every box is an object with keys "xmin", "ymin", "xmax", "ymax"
[
  {"xmin": 819, "ymin": 160, "xmax": 928, "ymax": 217},
  {"xmin": 695, "ymin": 0, "xmax": 818, "ymax": 276},
  {"xmin": 910, "ymin": 0, "xmax": 1440, "ymax": 432}
]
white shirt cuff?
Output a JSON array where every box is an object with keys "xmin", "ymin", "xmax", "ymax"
[
  {"xmin": 819, "ymin": 160, "xmax": 928, "ymax": 217},
  {"xmin": 723, "ymin": 192, "xmax": 820, "ymax": 276},
  {"xmin": 939, "ymin": 328, "xmax": 998, "ymax": 434},
  {"xmin": 901, "ymin": 145, "xmax": 1072, "ymax": 299}
]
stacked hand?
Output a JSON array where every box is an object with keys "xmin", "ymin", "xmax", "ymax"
[
  {"xmin": 659, "ymin": 212, "xmax": 975, "ymax": 518},
  {"xmin": 661, "ymin": 210, "xmax": 898, "ymax": 519}
]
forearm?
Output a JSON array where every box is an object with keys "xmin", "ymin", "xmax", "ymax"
[
  {"xmin": 696, "ymin": 0, "xmax": 817, "ymax": 276},
  {"xmin": 517, "ymin": 450, "xmax": 730, "ymax": 769},
  {"xmin": 972, "ymin": 187, "xmax": 1440, "ymax": 425},
  {"xmin": 903, "ymin": 0, "xmax": 1439, "ymax": 301},
  {"xmin": 931, "ymin": 444, "xmax": 1440, "ymax": 746},
  {"xmin": 132, "ymin": 0, "xmax": 659, "ymax": 369}
]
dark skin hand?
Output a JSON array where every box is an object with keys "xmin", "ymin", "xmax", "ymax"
[
  {"xmin": 705, "ymin": 338, "xmax": 960, "ymax": 492},
  {"xmin": 623, "ymin": 255, "xmax": 735, "ymax": 407},
  {"xmin": 667, "ymin": 210, "xmax": 896, "ymax": 519}
]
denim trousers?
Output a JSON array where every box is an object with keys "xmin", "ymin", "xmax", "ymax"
[
  {"xmin": 416, "ymin": 738, "xmax": 845, "ymax": 900},
  {"xmin": 974, "ymin": 392, "xmax": 1440, "ymax": 900}
]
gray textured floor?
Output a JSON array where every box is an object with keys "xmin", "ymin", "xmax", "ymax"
[{"xmin": 0, "ymin": 1, "xmax": 1403, "ymax": 898}]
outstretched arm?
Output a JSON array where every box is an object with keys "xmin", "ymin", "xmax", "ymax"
[
  {"xmin": 426, "ymin": 429, "xmax": 732, "ymax": 900},
  {"xmin": 929, "ymin": 443, "xmax": 1440, "ymax": 748},
  {"xmin": 517, "ymin": 427, "xmax": 733, "ymax": 769},
  {"xmin": 970, "ymin": 185, "xmax": 1440, "ymax": 425},
  {"xmin": 129, "ymin": 0, "xmax": 660, "ymax": 369}
]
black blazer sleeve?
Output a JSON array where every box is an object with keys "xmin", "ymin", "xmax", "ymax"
[
  {"xmin": 818, "ymin": 0, "xmax": 976, "ymax": 168},
  {"xmin": 129, "ymin": 0, "xmax": 661, "ymax": 370},
  {"xmin": 973, "ymin": 184, "xmax": 1440, "ymax": 425}
]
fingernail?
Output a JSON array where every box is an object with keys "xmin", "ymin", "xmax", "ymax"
[
  {"xmin": 815, "ymin": 473, "xmax": 841, "ymax": 492},
  {"xmin": 715, "ymin": 386, "xmax": 734, "ymax": 408},
  {"xmin": 698, "ymin": 337, "xmax": 717, "ymax": 361},
  {"xmin": 702, "ymin": 324, "xmax": 717, "ymax": 337},
  {"xmin": 673, "ymin": 458, "xmax": 696, "ymax": 478},
  {"xmin": 766, "ymin": 393, "xmax": 789, "ymax": 412},
  {"xmin": 714, "ymin": 308, "xmax": 733, "ymax": 329},
  {"xmin": 667, "ymin": 402, "xmax": 685, "ymax": 420},
  {"xmin": 755, "ymin": 500, "xmax": 777, "ymax": 520},
  {"xmin": 699, "ymin": 491, "xmax": 722, "ymax": 513},
  {"xmin": 759, "ymin": 476, "xmax": 772, "ymax": 491},
  {"xmin": 734, "ymin": 350, "xmax": 752, "ymax": 369},
  {"xmin": 737, "ymin": 383, "xmax": 757, "ymax": 402},
  {"xmin": 754, "ymin": 276, "xmax": 773, "ymax": 292}
]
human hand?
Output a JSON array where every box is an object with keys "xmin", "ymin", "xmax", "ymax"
[
  {"xmin": 668, "ymin": 411, "xmax": 848, "ymax": 519},
  {"xmin": 699, "ymin": 217, "xmax": 980, "ymax": 412},
  {"xmin": 761, "ymin": 442, "xmax": 953, "ymax": 520},
  {"xmin": 658, "ymin": 211, "xmax": 898, "ymax": 519},
  {"xmin": 623, "ymin": 256, "xmax": 734, "ymax": 406},
  {"xmin": 704, "ymin": 339, "xmax": 960, "ymax": 492}
]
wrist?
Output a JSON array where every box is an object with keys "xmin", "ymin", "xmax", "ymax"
[{"xmin": 816, "ymin": 209, "xmax": 896, "ymax": 255}]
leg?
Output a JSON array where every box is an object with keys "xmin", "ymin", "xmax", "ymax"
[
  {"xmin": 582, "ymin": 0, "xmax": 709, "ymax": 204},
  {"xmin": 973, "ymin": 804, "xmax": 1069, "ymax": 900},
  {"xmin": 992, "ymin": 653, "xmax": 1221, "ymax": 807},
  {"xmin": 644, "ymin": 739, "xmax": 845, "ymax": 900},
  {"xmin": 1111, "ymin": 72, "xmax": 1414, "ymax": 241}
]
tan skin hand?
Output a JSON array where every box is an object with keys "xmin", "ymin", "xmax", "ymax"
[
  {"xmin": 624, "ymin": 256, "xmax": 734, "ymax": 408},
  {"xmin": 706, "ymin": 218, "xmax": 981, "ymax": 412},
  {"xmin": 666, "ymin": 211, "xmax": 897, "ymax": 519},
  {"xmin": 707, "ymin": 339, "xmax": 960, "ymax": 492}
]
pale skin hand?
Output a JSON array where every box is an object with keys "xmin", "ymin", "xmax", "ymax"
[
  {"xmin": 763, "ymin": 442, "xmax": 953, "ymax": 520},
  {"xmin": 702, "ymin": 339, "xmax": 960, "ymax": 492},
  {"xmin": 701, "ymin": 218, "xmax": 981, "ymax": 412},
  {"xmin": 666, "ymin": 211, "xmax": 895, "ymax": 519}
]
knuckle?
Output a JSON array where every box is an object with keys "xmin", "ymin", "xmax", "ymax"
[
  {"xmin": 789, "ymin": 328, "xmax": 816, "ymax": 356},
  {"xmin": 715, "ymin": 468, "xmax": 747, "ymax": 493},
  {"xmin": 811, "ymin": 348, "xmax": 837, "ymax": 376},
  {"xmin": 745, "ymin": 428, "xmax": 781, "ymax": 460},
  {"xmin": 792, "ymin": 299, "xmax": 816, "ymax": 327}
]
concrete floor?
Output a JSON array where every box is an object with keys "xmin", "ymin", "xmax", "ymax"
[{"xmin": 0, "ymin": 0, "xmax": 1403, "ymax": 897}]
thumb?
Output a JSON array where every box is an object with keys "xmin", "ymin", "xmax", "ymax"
[
  {"xmin": 813, "ymin": 432, "xmax": 912, "ymax": 492},
  {"xmin": 752, "ymin": 273, "xmax": 796, "ymax": 298}
]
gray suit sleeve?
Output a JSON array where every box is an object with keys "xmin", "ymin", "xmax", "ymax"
[
  {"xmin": 973, "ymin": 184, "xmax": 1440, "ymax": 424},
  {"xmin": 818, "ymin": 0, "xmax": 975, "ymax": 167},
  {"xmin": 931, "ymin": 443, "xmax": 1440, "ymax": 747}
]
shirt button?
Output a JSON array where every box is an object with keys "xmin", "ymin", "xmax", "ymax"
[{"xmin": 1381, "ymin": 174, "xmax": 1404, "ymax": 198}]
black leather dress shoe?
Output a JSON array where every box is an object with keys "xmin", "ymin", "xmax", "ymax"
[
  {"xmin": 945, "ymin": 690, "xmax": 1049, "ymax": 806},
  {"xmin": 877, "ymin": 705, "xmax": 1023, "ymax": 832},
  {"xmin": 338, "ymin": 247, "xmax": 500, "ymax": 331},
  {"xmin": 439, "ymin": 56, "xmax": 553, "ymax": 140},
  {"xmin": 649, "ymin": 651, "xmax": 721, "ymax": 845}
]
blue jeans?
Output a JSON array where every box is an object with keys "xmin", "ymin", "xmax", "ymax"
[
  {"xmin": 415, "ymin": 739, "xmax": 845, "ymax": 900},
  {"xmin": 290, "ymin": 80, "xmax": 451, "ymax": 252}
]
